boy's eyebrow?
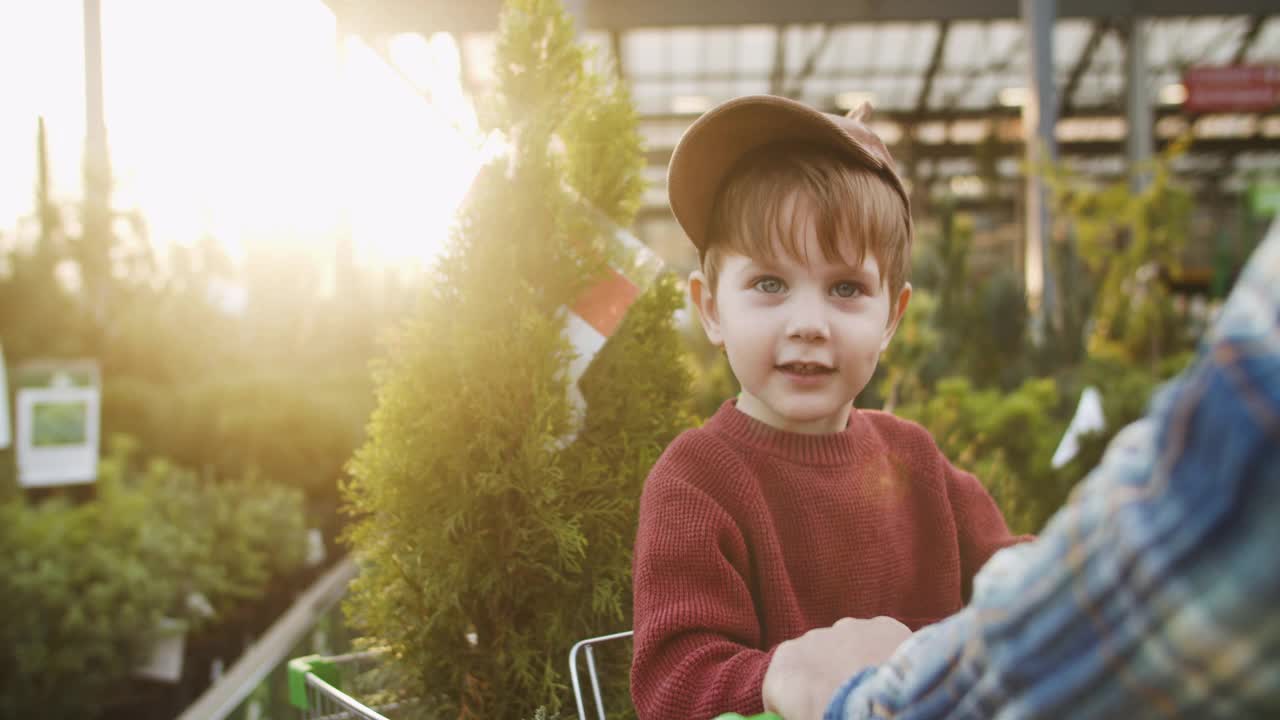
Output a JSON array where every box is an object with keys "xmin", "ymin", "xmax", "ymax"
[
  {"xmin": 842, "ymin": 264, "xmax": 879, "ymax": 282},
  {"xmin": 822, "ymin": 258, "xmax": 884, "ymax": 286}
]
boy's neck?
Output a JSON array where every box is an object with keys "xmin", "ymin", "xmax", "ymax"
[{"xmin": 734, "ymin": 391, "xmax": 854, "ymax": 435}]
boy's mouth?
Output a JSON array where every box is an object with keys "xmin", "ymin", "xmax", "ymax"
[{"xmin": 777, "ymin": 362, "xmax": 835, "ymax": 376}]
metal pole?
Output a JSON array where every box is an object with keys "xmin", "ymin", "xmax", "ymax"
[
  {"xmin": 334, "ymin": 19, "xmax": 356, "ymax": 298},
  {"xmin": 1021, "ymin": 0, "xmax": 1057, "ymax": 334},
  {"xmin": 1125, "ymin": 17, "xmax": 1153, "ymax": 192},
  {"xmin": 568, "ymin": 631, "xmax": 633, "ymax": 720},
  {"xmin": 82, "ymin": 0, "xmax": 111, "ymax": 322},
  {"xmin": 584, "ymin": 644, "xmax": 607, "ymax": 720},
  {"xmin": 83, "ymin": 0, "xmax": 108, "ymax": 203}
]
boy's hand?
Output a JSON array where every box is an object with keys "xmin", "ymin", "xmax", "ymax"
[{"xmin": 761, "ymin": 616, "xmax": 912, "ymax": 720}]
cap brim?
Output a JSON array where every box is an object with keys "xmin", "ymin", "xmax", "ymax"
[{"xmin": 667, "ymin": 95, "xmax": 889, "ymax": 254}]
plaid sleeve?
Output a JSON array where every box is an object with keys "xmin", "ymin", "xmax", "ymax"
[{"xmin": 827, "ymin": 222, "xmax": 1280, "ymax": 720}]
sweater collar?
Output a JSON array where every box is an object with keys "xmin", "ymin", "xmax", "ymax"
[{"xmin": 705, "ymin": 398, "xmax": 873, "ymax": 466}]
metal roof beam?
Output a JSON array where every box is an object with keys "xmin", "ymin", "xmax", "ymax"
[
  {"xmin": 770, "ymin": 25, "xmax": 788, "ymax": 95},
  {"xmin": 323, "ymin": 0, "xmax": 1278, "ymax": 35},
  {"xmin": 783, "ymin": 24, "xmax": 834, "ymax": 98},
  {"xmin": 610, "ymin": 29, "xmax": 625, "ymax": 80},
  {"xmin": 944, "ymin": 25, "xmax": 1024, "ymax": 111},
  {"xmin": 645, "ymin": 135, "xmax": 1278, "ymax": 166},
  {"xmin": 1060, "ymin": 19, "xmax": 1111, "ymax": 117},
  {"xmin": 915, "ymin": 21, "xmax": 950, "ymax": 114},
  {"xmin": 1232, "ymin": 15, "xmax": 1267, "ymax": 64}
]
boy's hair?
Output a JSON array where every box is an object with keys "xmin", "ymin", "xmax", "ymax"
[{"xmin": 701, "ymin": 142, "xmax": 912, "ymax": 297}]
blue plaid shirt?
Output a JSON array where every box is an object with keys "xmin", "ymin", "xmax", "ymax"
[{"xmin": 826, "ymin": 222, "xmax": 1280, "ymax": 719}]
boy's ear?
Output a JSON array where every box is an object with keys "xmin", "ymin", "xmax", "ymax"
[
  {"xmin": 879, "ymin": 282, "xmax": 912, "ymax": 352},
  {"xmin": 688, "ymin": 270, "xmax": 724, "ymax": 347}
]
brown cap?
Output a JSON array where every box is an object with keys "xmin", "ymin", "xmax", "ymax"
[{"xmin": 667, "ymin": 94, "xmax": 911, "ymax": 256}]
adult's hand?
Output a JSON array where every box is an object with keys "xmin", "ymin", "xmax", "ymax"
[{"xmin": 761, "ymin": 616, "xmax": 912, "ymax": 720}]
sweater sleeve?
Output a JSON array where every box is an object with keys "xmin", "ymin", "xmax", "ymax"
[
  {"xmin": 945, "ymin": 462, "xmax": 1034, "ymax": 601},
  {"xmin": 631, "ymin": 436, "xmax": 774, "ymax": 720}
]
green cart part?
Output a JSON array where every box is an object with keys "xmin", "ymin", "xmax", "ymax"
[{"xmin": 287, "ymin": 654, "xmax": 341, "ymax": 710}]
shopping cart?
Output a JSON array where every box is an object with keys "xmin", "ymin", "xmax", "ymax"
[
  {"xmin": 289, "ymin": 641, "xmax": 781, "ymax": 720},
  {"xmin": 568, "ymin": 630, "xmax": 778, "ymax": 720},
  {"xmin": 288, "ymin": 650, "xmax": 414, "ymax": 720}
]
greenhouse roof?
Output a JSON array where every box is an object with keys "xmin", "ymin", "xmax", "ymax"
[{"xmin": 325, "ymin": 1, "xmax": 1280, "ymax": 195}]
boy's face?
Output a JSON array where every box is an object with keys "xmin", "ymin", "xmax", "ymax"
[{"xmin": 689, "ymin": 212, "xmax": 911, "ymax": 434}]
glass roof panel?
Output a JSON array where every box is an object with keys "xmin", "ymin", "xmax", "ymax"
[
  {"xmin": 869, "ymin": 23, "xmax": 928, "ymax": 72},
  {"xmin": 639, "ymin": 119, "xmax": 686, "ymax": 149},
  {"xmin": 701, "ymin": 28, "xmax": 736, "ymax": 73},
  {"xmin": 667, "ymin": 28, "xmax": 702, "ymax": 71},
  {"xmin": 985, "ymin": 21, "xmax": 1026, "ymax": 68},
  {"xmin": 783, "ymin": 25, "xmax": 830, "ymax": 75},
  {"xmin": 1071, "ymin": 75, "xmax": 1107, "ymax": 108},
  {"xmin": 887, "ymin": 76, "xmax": 924, "ymax": 111},
  {"xmin": 1246, "ymin": 17, "xmax": 1280, "ymax": 62},
  {"xmin": 471, "ymin": 12, "xmax": 1271, "ymax": 185},
  {"xmin": 1054, "ymin": 19, "xmax": 1093, "ymax": 71},
  {"xmin": 1147, "ymin": 19, "xmax": 1184, "ymax": 69},
  {"xmin": 904, "ymin": 23, "xmax": 942, "ymax": 71},
  {"xmin": 1090, "ymin": 29, "xmax": 1125, "ymax": 71},
  {"xmin": 705, "ymin": 80, "xmax": 739, "ymax": 106},
  {"xmin": 832, "ymin": 25, "xmax": 879, "ymax": 74},
  {"xmin": 961, "ymin": 75, "xmax": 997, "ymax": 110},
  {"xmin": 623, "ymin": 29, "xmax": 667, "ymax": 77},
  {"xmin": 735, "ymin": 77, "xmax": 771, "ymax": 96},
  {"xmin": 735, "ymin": 26, "xmax": 777, "ymax": 73},
  {"xmin": 801, "ymin": 76, "xmax": 836, "ymax": 107},
  {"xmin": 1183, "ymin": 16, "xmax": 1250, "ymax": 65},
  {"xmin": 631, "ymin": 81, "xmax": 668, "ymax": 115},
  {"xmin": 928, "ymin": 73, "xmax": 969, "ymax": 109},
  {"xmin": 942, "ymin": 21, "xmax": 987, "ymax": 70},
  {"xmin": 668, "ymin": 78, "xmax": 701, "ymax": 99},
  {"xmin": 812, "ymin": 26, "xmax": 854, "ymax": 75}
]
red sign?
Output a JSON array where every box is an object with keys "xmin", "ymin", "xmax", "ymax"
[{"xmin": 1183, "ymin": 65, "xmax": 1280, "ymax": 112}]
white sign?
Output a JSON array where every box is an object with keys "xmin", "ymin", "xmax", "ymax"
[
  {"xmin": 0, "ymin": 343, "xmax": 10, "ymax": 449},
  {"xmin": 1051, "ymin": 386, "xmax": 1106, "ymax": 469},
  {"xmin": 16, "ymin": 386, "xmax": 101, "ymax": 487}
]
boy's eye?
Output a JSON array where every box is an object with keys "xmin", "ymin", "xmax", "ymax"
[
  {"xmin": 754, "ymin": 277, "xmax": 786, "ymax": 294},
  {"xmin": 831, "ymin": 281, "xmax": 864, "ymax": 298}
]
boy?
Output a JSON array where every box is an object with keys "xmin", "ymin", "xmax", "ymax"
[{"xmin": 631, "ymin": 95, "xmax": 1031, "ymax": 720}]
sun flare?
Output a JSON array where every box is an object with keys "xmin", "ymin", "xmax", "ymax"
[{"xmin": 0, "ymin": 0, "xmax": 489, "ymax": 272}]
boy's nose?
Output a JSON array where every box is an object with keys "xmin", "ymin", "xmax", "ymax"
[{"xmin": 786, "ymin": 294, "xmax": 830, "ymax": 342}]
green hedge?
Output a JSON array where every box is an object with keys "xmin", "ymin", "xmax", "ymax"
[{"xmin": 0, "ymin": 437, "xmax": 307, "ymax": 720}]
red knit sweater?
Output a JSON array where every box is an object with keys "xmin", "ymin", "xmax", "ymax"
[{"xmin": 630, "ymin": 400, "xmax": 1030, "ymax": 720}]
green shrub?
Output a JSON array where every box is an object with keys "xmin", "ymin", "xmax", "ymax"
[
  {"xmin": 896, "ymin": 377, "xmax": 1069, "ymax": 534},
  {"xmin": 0, "ymin": 493, "xmax": 172, "ymax": 718},
  {"xmin": 341, "ymin": 1, "xmax": 691, "ymax": 717},
  {"xmin": 0, "ymin": 437, "xmax": 308, "ymax": 719}
]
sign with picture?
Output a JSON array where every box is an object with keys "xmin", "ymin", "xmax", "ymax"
[{"xmin": 14, "ymin": 361, "xmax": 101, "ymax": 488}]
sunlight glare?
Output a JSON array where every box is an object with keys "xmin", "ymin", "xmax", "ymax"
[{"xmin": 0, "ymin": 1, "xmax": 490, "ymax": 272}]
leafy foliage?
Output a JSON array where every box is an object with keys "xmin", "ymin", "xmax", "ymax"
[
  {"xmin": 1045, "ymin": 138, "xmax": 1198, "ymax": 367},
  {"xmin": 877, "ymin": 149, "xmax": 1202, "ymax": 535},
  {"xmin": 341, "ymin": 1, "xmax": 692, "ymax": 717},
  {"xmin": 895, "ymin": 377, "xmax": 1068, "ymax": 534},
  {"xmin": 0, "ymin": 437, "xmax": 307, "ymax": 720},
  {"xmin": 0, "ymin": 198, "xmax": 388, "ymax": 529}
]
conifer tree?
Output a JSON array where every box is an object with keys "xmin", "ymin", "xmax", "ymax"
[{"xmin": 341, "ymin": 1, "xmax": 692, "ymax": 716}]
